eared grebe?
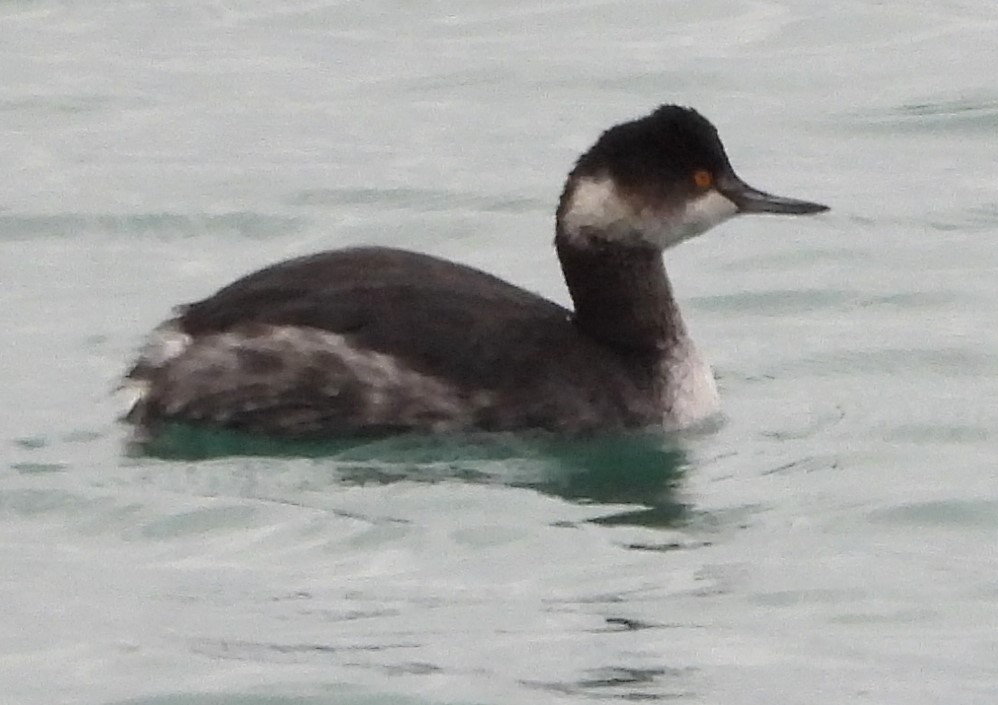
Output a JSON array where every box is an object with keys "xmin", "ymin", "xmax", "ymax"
[{"xmin": 124, "ymin": 105, "xmax": 828, "ymax": 439}]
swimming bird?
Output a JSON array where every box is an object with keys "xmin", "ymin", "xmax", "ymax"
[{"xmin": 123, "ymin": 105, "xmax": 828, "ymax": 440}]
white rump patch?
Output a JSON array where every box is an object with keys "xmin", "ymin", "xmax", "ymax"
[
  {"xmin": 122, "ymin": 323, "xmax": 495, "ymax": 433},
  {"xmin": 116, "ymin": 378, "xmax": 150, "ymax": 416},
  {"xmin": 118, "ymin": 318, "xmax": 191, "ymax": 414},
  {"xmin": 561, "ymin": 176, "xmax": 737, "ymax": 249},
  {"xmin": 134, "ymin": 318, "xmax": 192, "ymax": 372}
]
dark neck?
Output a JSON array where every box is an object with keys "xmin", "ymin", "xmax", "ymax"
[{"xmin": 555, "ymin": 232, "xmax": 687, "ymax": 352}]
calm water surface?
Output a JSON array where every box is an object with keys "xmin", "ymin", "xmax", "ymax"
[{"xmin": 2, "ymin": 1, "xmax": 998, "ymax": 703}]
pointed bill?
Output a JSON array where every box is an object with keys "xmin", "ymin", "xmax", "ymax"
[{"xmin": 718, "ymin": 173, "xmax": 829, "ymax": 215}]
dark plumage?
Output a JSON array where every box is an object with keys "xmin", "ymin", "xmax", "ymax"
[
  {"xmin": 126, "ymin": 248, "xmax": 663, "ymax": 436},
  {"xmin": 124, "ymin": 105, "xmax": 828, "ymax": 441}
]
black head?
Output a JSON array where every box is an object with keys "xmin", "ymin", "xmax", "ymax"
[
  {"xmin": 557, "ymin": 105, "xmax": 828, "ymax": 249},
  {"xmin": 573, "ymin": 105, "xmax": 731, "ymax": 192}
]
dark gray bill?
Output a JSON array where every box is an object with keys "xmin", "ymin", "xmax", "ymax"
[{"xmin": 718, "ymin": 173, "xmax": 829, "ymax": 215}]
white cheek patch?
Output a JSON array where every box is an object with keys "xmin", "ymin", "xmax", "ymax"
[
  {"xmin": 560, "ymin": 176, "xmax": 737, "ymax": 250},
  {"xmin": 668, "ymin": 189, "xmax": 738, "ymax": 247},
  {"xmin": 561, "ymin": 176, "xmax": 635, "ymax": 239}
]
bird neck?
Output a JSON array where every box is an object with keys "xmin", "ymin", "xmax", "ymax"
[{"xmin": 555, "ymin": 231, "xmax": 688, "ymax": 352}]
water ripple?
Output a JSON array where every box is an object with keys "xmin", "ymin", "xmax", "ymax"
[
  {"xmin": 847, "ymin": 95, "xmax": 998, "ymax": 133},
  {"xmin": 287, "ymin": 187, "xmax": 546, "ymax": 214},
  {"xmin": 775, "ymin": 347, "xmax": 996, "ymax": 378},
  {"xmin": 868, "ymin": 499, "xmax": 998, "ymax": 529},
  {"xmin": 692, "ymin": 288, "xmax": 851, "ymax": 315},
  {"xmin": 0, "ymin": 213, "xmax": 306, "ymax": 240}
]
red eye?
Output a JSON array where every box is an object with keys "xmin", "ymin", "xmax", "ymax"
[{"xmin": 693, "ymin": 170, "xmax": 712, "ymax": 189}]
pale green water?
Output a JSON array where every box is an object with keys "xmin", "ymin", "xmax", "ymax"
[{"xmin": 3, "ymin": 1, "xmax": 998, "ymax": 703}]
